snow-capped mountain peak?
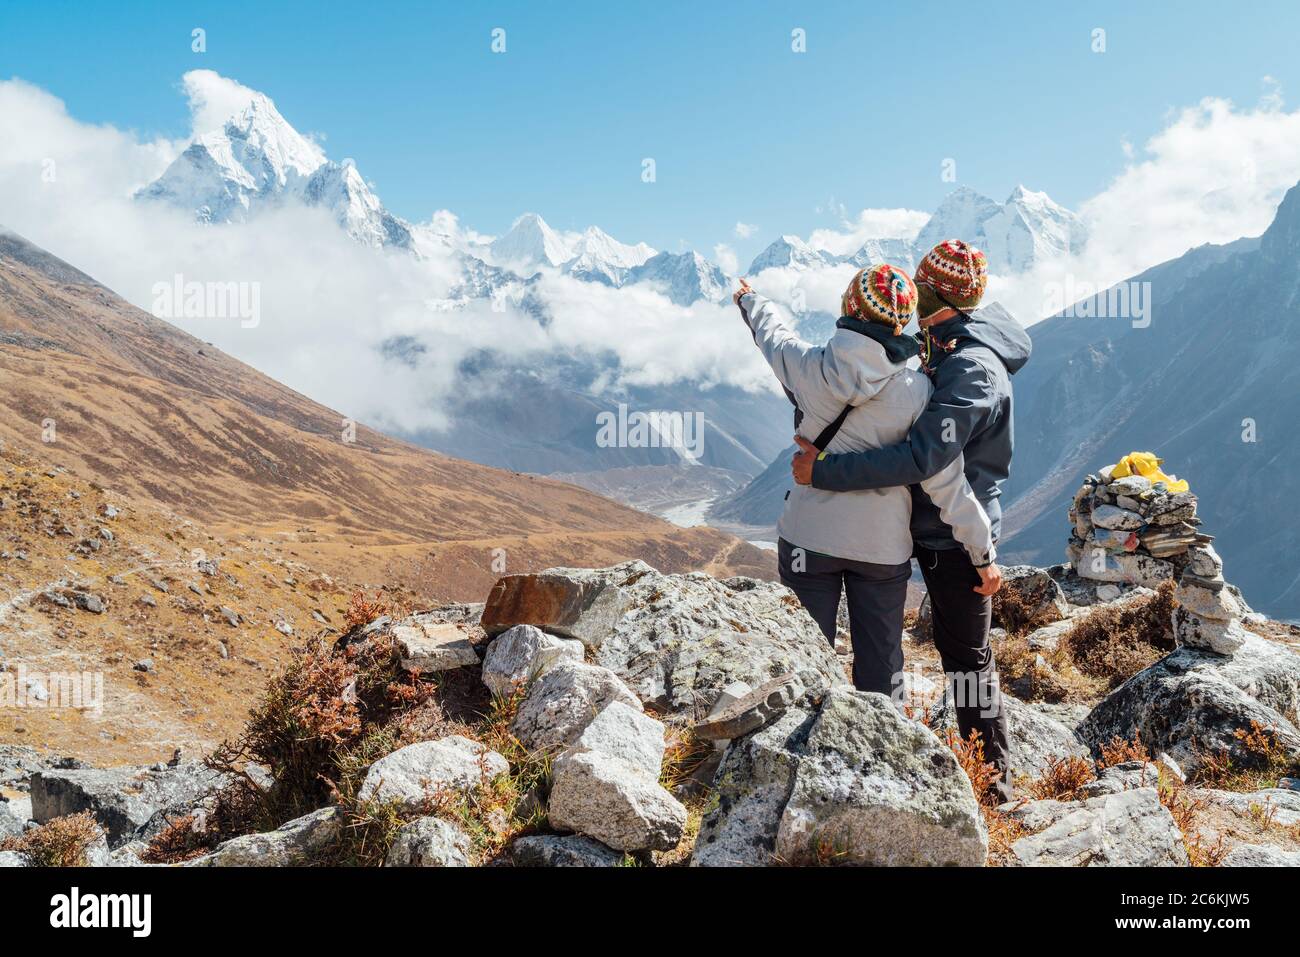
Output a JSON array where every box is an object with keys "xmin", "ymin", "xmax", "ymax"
[
  {"xmin": 562, "ymin": 226, "xmax": 657, "ymax": 285},
  {"xmin": 488, "ymin": 213, "xmax": 575, "ymax": 268},
  {"xmin": 913, "ymin": 184, "xmax": 1085, "ymax": 272},
  {"xmin": 746, "ymin": 234, "xmax": 839, "ymax": 274}
]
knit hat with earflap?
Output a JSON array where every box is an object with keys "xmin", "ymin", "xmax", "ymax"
[
  {"xmin": 914, "ymin": 239, "xmax": 988, "ymax": 310},
  {"xmin": 840, "ymin": 263, "xmax": 917, "ymax": 335}
]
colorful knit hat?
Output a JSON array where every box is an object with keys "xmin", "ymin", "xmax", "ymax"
[
  {"xmin": 841, "ymin": 263, "xmax": 917, "ymax": 334},
  {"xmin": 914, "ymin": 239, "xmax": 988, "ymax": 310}
]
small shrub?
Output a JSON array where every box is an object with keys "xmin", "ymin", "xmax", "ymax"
[
  {"xmin": 1098, "ymin": 733, "xmax": 1151, "ymax": 769},
  {"xmin": 1189, "ymin": 720, "xmax": 1299, "ymax": 791},
  {"xmin": 1061, "ymin": 581, "xmax": 1176, "ymax": 691},
  {"xmin": 946, "ymin": 728, "xmax": 1002, "ymax": 809},
  {"xmin": 1028, "ymin": 755, "xmax": 1097, "ymax": 801},
  {"xmin": 1, "ymin": 811, "xmax": 101, "ymax": 866}
]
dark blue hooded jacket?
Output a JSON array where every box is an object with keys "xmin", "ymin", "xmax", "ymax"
[{"xmin": 810, "ymin": 301, "xmax": 1032, "ymax": 552}]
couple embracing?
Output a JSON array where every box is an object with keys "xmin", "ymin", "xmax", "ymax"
[{"xmin": 735, "ymin": 239, "xmax": 1030, "ymax": 801}]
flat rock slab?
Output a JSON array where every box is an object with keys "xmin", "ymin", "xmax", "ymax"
[
  {"xmin": 692, "ymin": 673, "xmax": 803, "ymax": 741},
  {"xmin": 1008, "ymin": 788, "xmax": 1188, "ymax": 867},
  {"xmin": 393, "ymin": 617, "xmax": 479, "ymax": 673},
  {"xmin": 482, "ymin": 570, "xmax": 627, "ymax": 648},
  {"xmin": 512, "ymin": 834, "xmax": 624, "ymax": 867}
]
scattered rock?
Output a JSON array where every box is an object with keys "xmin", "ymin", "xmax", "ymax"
[
  {"xmin": 481, "ymin": 624, "xmax": 583, "ymax": 697},
  {"xmin": 0, "ymin": 850, "xmax": 28, "ymax": 867},
  {"xmin": 356, "ymin": 736, "xmax": 509, "ymax": 812},
  {"xmin": 187, "ymin": 807, "xmax": 341, "ymax": 866},
  {"xmin": 218, "ymin": 606, "xmax": 241, "ymax": 627},
  {"xmin": 383, "ymin": 816, "xmax": 473, "ymax": 867},
  {"xmin": 511, "ymin": 834, "xmax": 624, "ymax": 867},
  {"xmin": 511, "ymin": 660, "xmax": 641, "ymax": 753},
  {"xmin": 133, "ymin": 659, "xmax": 153, "ymax": 673},
  {"xmin": 1196, "ymin": 788, "xmax": 1300, "ymax": 826},
  {"xmin": 548, "ymin": 748, "xmax": 686, "ymax": 851},
  {"xmin": 1007, "ymin": 788, "xmax": 1188, "ymax": 866},
  {"xmin": 692, "ymin": 673, "xmax": 804, "ymax": 742}
]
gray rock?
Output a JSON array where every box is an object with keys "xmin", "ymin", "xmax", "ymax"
[
  {"xmin": 566, "ymin": 701, "xmax": 665, "ymax": 778},
  {"xmin": 392, "ymin": 615, "xmax": 479, "ymax": 673},
  {"xmin": 30, "ymin": 761, "xmax": 225, "ymax": 848},
  {"xmin": 383, "ymin": 816, "xmax": 473, "ymax": 867},
  {"xmin": 480, "ymin": 624, "xmax": 583, "ymax": 697},
  {"xmin": 1078, "ymin": 633, "xmax": 1300, "ymax": 773},
  {"xmin": 692, "ymin": 673, "xmax": 804, "ymax": 742},
  {"xmin": 1075, "ymin": 549, "xmax": 1173, "ymax": 587},
  {"xmin": 357, "ymin": 736, "xmax": 509, "ymax": 811},
  {"xmin": 107, "ymin": 841, "xmax": 158, "ymax": 867},
  {"xmin": 1091, "ymin": 504, "xmax": 1145, "ymax": 531},
  {"xmin": 773, "ymin": 690, "xmax": 986, "ymax": 866},
  {"xmin": 187, "ymin": 807, "xmax": 341, "ymax": 866},
  {"xmin": 511, "ymin": 660, "xmax": 641, "ymax": 753},
  {"xmin": 481, "ymin": 567, "xmax": 628, "ymax": 648},
  {"xmin": 569, "ymin": 561, "xmax": 848, "ymax": 719},
  {"xmin": 1172, "ymin": 606, "xmax": 1248, "ymax": 655},
  {"xmin": 548, "ymin": 748, "xmax": 686, "ymax": 851},
  {"xmin": 1023, "ymin": 618, "xmax": 1076, "ymax": 652},
  {"xmin": 1222, "ymin": 843, "xmax": 1300, "ymax": 866},
  {"xmin": 1108, "ymin": 476, "xmax": 1152, "ymax": 497},
  {"xmin": 133, "ymin": 658, "xmax": 153, "ymax": 672},
  {"xmin": 218, "ymin": 606, "xmax": 240, "ymax": 627},
  {"xmin": 511, "ymin": 834, "xmax": 624, "ymax": 867},
  {"xmin": 1078, "ymin": 761, "xmax": 1160, "ymax": 797},
  {"xmin": 1186, "ymin": 544, "xmax": 1223, "ymax": 579},
  {"xmin": 69, "ymin": 591, "xmax": 105, "ymax": 614},
  {"xmin": 1009, "ymin": 788, "xmax": 1188, "ymax": 866},
  {"xmin": 1197, "ymin": 788, "xmax": 1300, "ymax": 826},
  {"xmin": 696, "ymin": 691, "xmax": 986, "ymax": 867},
  {"xmin": 0, "ymin": 850, "xmax": 28, "ymax": 867},
  {"xmin": 0, "ymin": 799, "xmax": 27, "ymax": 840}
]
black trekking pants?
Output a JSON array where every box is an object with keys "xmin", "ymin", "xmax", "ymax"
[
  {"xmin": 916, "ymin": 544, "xmax": 1013, "ymax": 803},
  {"xmin": 777, "ymin": 538, "xmax": 910, "ymax": 695}
]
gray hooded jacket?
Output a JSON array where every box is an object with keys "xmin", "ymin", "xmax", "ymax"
[
  {"xmin": 739, "ymin": 292, "xmax": 995, "ymax": 566},
  {"xmin": 811, "ymin": 300, "xmax": 1032, "ymax": 552}
]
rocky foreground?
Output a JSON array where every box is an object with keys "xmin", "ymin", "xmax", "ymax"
[{"xmin": 2, "ymin": 558, "xmax": 1299, "ymax": 868}]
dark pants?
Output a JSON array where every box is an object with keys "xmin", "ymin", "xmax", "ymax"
[
  {"xmin": 778, "ymin": 538, "xmax": 910, "ymax": 695},
  {"xmin": 916, "ymin": 544, "xmax": 1013, "ymax": 803}
]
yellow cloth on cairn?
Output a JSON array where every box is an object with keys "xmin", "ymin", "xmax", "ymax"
[{"xmin": 1109, "ymin": 451, "xmax": 1189, "ymax": 494}]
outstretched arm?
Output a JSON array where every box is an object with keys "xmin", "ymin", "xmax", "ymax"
[{"xmin": 801, "ymin": 354, "xmax": 994, "ymax": 491}]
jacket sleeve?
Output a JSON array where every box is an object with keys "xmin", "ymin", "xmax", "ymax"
[
  {"xmin": 918, "ymin": 453, "xmax": 996, "ymax": 565},
  {"xmin": 810, "ymin": 353, "xmax": 994, "ymax": 491},
  {"xmin": 739, "ymin": 292, "xmax": 881, "ymax": 415}
]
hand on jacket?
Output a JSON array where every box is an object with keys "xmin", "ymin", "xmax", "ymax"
[
  {"xmin": 974, "ymin": 562, "xmax": 1003, "ymax": 596},
  {"xmin": 791, "ymin": 434, "xmax": 817, "ymax": 485},
  {"xmin": 733, "ymin": 278, "xmax": 752, "ymax": 306}
]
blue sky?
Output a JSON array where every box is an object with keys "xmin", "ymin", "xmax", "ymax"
[{"xmin": 2, "ymin": 0, "xmax": 1297, "ymax": 258}]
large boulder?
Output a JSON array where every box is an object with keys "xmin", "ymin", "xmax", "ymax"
[
  {"xmin": 1222, "ymin": 844, "xmax": 1300, "ymax": 866},
  {"xmin": 480, "ymin": 624, "xmax": 584, "ymax": 698},
  {"xmin": 694, "ymin": 690, "xmax": 986, "ymax": 867},
  {"xmin": 383, "ymin": 816, "xmax": 473, "ymax": 867},
  {"xmin": 392, "ymin": 615, "xmax": 479, "ymax": 674},
  {"xmin": 30, "ymin": 761, "xmax": 224, "ymax": 848},
  {"xmin": 510, "ymin": 661, "xmax": 641, "ymax": 753},
  {"xmin": 1078, "ymin": 633, "xmax": 1300, "ymax": 773},
  {"xmin": 1006, "ymin": 788, "xmax": 1188, "ymax": 866},
  {"xmin": 357, "ymin": 736, "xmax": 508, "ymax": 812},
  {"xmin": 187, "ymin": 807, "xmax": 341, "ymax": 866},
  {"xmin": 482, "ymin": 567, "xmax": 629, "ymax": 648},
  {"xmin": 0, "ymin": 800, "xmax": 26, "ymax": 841},
  {"xmin": 511, "ymin": 834, "xmax": 624, "ymax": 867}
]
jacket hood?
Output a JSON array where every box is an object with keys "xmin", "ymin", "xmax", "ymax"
[{"xmin": 928, "ymin": 301, "xmax": 1032, "ymax": 375}]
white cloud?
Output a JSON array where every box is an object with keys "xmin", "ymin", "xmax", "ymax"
[
  {"xmin": 181, "ymin": 69, "xmax": 260, "ymax": 136},
  {"xmin": 807, "ymin": 207, "xmax": 930, "ymax": 257},
  {"xmin": 733, "ymin": 221, "xmax": 758, "ymax": 239},
  {"xmin": 712, "ymin": 243, "xmax": 739, "ymax": 275}
]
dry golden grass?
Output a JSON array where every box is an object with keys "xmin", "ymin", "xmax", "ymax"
[
  {"xmin": 1189, "ymin": 720, "xmax": 1300, "ymax": 792},
  {"xmin": 1028, "ymin": 755, "xmax": 1097, "ymax": 801},
  {"xmin": 1098, "ymin": 733, "xmax": 1151, "ymax": 769}
]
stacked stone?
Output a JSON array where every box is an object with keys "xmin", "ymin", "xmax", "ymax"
[
  {"xmin": 1066, "ymin": 464, "xmax": 1247, "ymax": 656},
  {"xmin": 1067, "ymin": 466, "xmax": 1205, "ymax": 590}
]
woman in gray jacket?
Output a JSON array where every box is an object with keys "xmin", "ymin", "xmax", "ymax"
[{"xmin": 735, "ymin": 265, "xmax": 1001, "ymax": 694}]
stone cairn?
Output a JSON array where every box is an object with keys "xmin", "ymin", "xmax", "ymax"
[{"xmin": 1066, "ymin": 461, "xmax": 1247, "ymax": 656}]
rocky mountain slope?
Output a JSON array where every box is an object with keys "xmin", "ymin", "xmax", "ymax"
[
  {"xmin": 1001, "ymin": 181, "xmax": 1300, "ymax": 620},
  {"xmin": 0, "ymin": 227, "xmax": 773, "ymax": 606}
]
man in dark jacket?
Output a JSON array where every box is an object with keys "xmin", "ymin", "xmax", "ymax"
[{"xmin": 792, "ymin": 239, "xmax": 1031, "ymax": 801}]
